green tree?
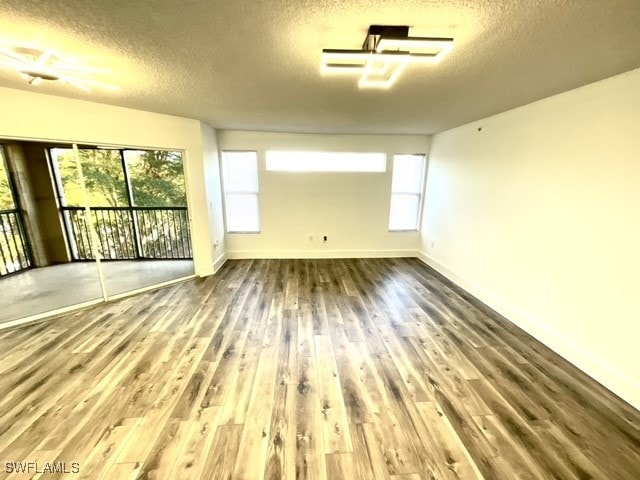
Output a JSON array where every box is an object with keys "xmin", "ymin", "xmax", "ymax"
[
  {"xmin": 79, "ymin": 149, "xmax": 128, "ymax": 207},
  {"xmin": 126, "ymin": 150, "xmax": 186, "ymax": 207},
  {"xmin": 52, "ymin": 148, "xmax": 126, "ymax": 207},
  {"xmin": 51, "ymin": 148, "xmax": 186, "ymax": 207},
  {"xmin": 0, "ymin": 153, "xmax": 15, "ymax": 210}
]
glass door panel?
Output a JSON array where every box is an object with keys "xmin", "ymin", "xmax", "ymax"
[
  {"xmin": 0, "ymin": 142, "xmax": 103, "ymax": 325},
  {"xmin": 100, "ymin": 149, "xmax": 193, "ymax": 296}
]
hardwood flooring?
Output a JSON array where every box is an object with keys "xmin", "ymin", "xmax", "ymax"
[{"xmin": 1, "ymin": 258, "xmax": 639, "ymax": 479}]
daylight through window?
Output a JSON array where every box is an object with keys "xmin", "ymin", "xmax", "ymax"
[
  {"xmin": 265, "ymin": 151, "xmax": 386, "ymax": 172},
  {"xmin": 389, "ymin": 154, "xmax": 426, "ymax": 231},
  {"xmin": 222, "ymin": 151, "xmax": 260, "ymax": 233}
]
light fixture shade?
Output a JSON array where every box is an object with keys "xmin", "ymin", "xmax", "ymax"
[
  {"xmin": 321, "ymin": 49, "xmax": 373, "ymax": 74},
  {"xmin": 0, "ymin": 45, "xmax": 119, "ymax": 92},
  {"xmin": 321, "ymin": 26, "xmax": 454, "ymax": 88},
  {"xmin": 358, "ymin": 52, "xmax": 410, "ymax": 89},
  {"xmin": 376, "ymin": 36, "xmax": 454, "ymax": 63}
]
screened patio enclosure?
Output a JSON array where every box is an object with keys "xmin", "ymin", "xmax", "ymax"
[{"xmin": 0, "ymin": 140, "xmax": 194, "ymax": 326}]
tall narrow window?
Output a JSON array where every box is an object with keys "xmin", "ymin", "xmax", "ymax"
[
  {"xmin": 222, "ymin": 151, "xmax": 260, "ymax": 233},
  {"xmin": 389, "ymin": 154, "xmax": 426, "ymax": 231}
]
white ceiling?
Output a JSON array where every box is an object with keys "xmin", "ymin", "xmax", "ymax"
[{"xmin": 1, "ymin": 0, "xmax": 639, "ymax": 135}]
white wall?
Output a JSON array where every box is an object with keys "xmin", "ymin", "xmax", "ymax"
[
  {"xmin": 218, "ymin": 131, "xmax": 430, "ymax": 258},
  {"xmin": 420, "ymin": 68, "xmax": 640, "ymax": 409},
  {"xmin": 0, "ymin": 86, "xmax": 220, "ymax": 276},
  {"xmin": 200, "ymin": 123, "xmax": 226, "ymax": 272}
]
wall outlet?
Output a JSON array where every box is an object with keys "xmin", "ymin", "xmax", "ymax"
[
  {"xmin": 430, "ymin": 240, "xmax": 435, "ymax": 249},
  {"xmin": 214, "ymin": 239, "xmax": 220, "ymax": 249},
  {"xmin": 309, "ymin": 234, "xmax": 313, "ymax": 242},
  {"xmin": 323, "ymin": 235, "xmax": 328, "ymax": 243}
]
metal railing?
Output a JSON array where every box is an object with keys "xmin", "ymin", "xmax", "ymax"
[
  {"xmin": 0, "ymin": 209, "xmax": 32, "ymax": 276},
  {"xmin": 63, "ymin": 206, "xmax": 192, "ymax": 261}
]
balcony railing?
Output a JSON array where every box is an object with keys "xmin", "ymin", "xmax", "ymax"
[
  {"xmin": 0, "ymin": 209, "xmax": 32, "ymax": 276},
  {"xmin": 63, "ymin": 206, "xmax": 192, "ymax": 261}
]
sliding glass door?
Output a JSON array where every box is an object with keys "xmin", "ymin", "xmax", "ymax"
[
  {"xmin": 0, "ymin": 142, "xmax": 103, "ymax": 325},
  {"xmin": 49, "ymin": 146, "xmax": 193, "ymax": 296},
  {"xmin": 0, "ymin": 140, "xmax": 194, "ymax": 327}
]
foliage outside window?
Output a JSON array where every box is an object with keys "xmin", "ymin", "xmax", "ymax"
[
  {"xmin": 48, "ymin": 147, "xmax": 191, "ymax": 261},
  {"xmin": 49, "ymin": 148, "xmax": 187, "ymax": 207},
  {"xmin": 0, "ymin": 148, "xmax": 15, "ymax": 210}
]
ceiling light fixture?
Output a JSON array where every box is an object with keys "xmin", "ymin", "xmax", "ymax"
[
  {"xmin": 0, "ymin": 45, "xmax": 119, "ymax": 92},
  {"xmin": 321, "ymin": 25, "xmax": 454, "ymax": 89}
]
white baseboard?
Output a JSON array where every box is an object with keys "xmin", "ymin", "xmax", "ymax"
[
  {"xmin": 213, "ymin": 253, "xmax": 228, "ymax": 273},
  {"xmin": 417, "ymin": 251, "xmax": 640, "ymax": 411},
  {"xmin": 0, "ymin": 299, "xmax": 104, "ymax": 331},
  {"xmin": 0, "ymin": 275, "xmax": 195, "ymax": 332},
  {"xmin": 226, "ymin": 249, "xmax": 419, "ymax": 260}
]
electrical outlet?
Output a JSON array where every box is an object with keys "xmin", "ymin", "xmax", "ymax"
[
  {"xmin": 214, "ymin": 239, "xmax": 220, "ymax": 249},
  {"xmin": 323, "ymin": 235, "xmax": 328, "ymax": 243},
  {"xmin": 309, "ymin": 235, "xmax": 313, "ymax": 242},
  {"xmin": 430, "ymin": 240, "xmax": 435, "ymax": 249}
]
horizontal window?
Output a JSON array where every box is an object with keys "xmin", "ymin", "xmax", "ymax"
[{"xmin": 265, "ymin": 151, "xmax": 386, "ymax": 172}]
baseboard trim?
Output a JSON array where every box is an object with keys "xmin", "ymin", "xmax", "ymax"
[
  {"xmin": 213, "ymin": 253, "xmax": 228, "ymax": 274},
  {"xmin": 106, "ymin": 274, "xmax": 195, "ymax": 301},
  {"xmin": 0, "ymin": 275, "xmax": 195, "ymax": 332},
  {"xmin": 0, "ymin": 299, "xmax": 104, "ymax": 331},
  {"xmin": 226, "ymin": 249, "xmax": 419, "ymax": 260},
  {"xmin": 417, "ymin": 251, "xmax": 640, "ymax": 411}
]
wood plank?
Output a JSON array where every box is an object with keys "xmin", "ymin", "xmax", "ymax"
[
  {"xmin": 201, "ymin": 424, "xmax": 243, "ymax": 480},
  {"xmin": 168, "ymin": 406, "xmax": 222, "ymax": 479},
  {"xmin": 326, "ymin": 452, "xmax": 357, "ymax": 478},
  {"xmin": 314, "ymin": 335, "xmax": 353, "ymax": 454},
  {"xmin": 264, "ymin": 384, "xmax": 296, "ymax": 480},
  {"xmin": 231, "ymin": 312, "xmax": 282, "ymax": 480},
  {"xmin": 295, "ymin": 355, "xmax": 327, "ymax": 480}
]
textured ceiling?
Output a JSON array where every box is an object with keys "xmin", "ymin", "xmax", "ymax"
[{"xmin": 1, "ymin": 0, "xmax": 639, "ymax": 134}]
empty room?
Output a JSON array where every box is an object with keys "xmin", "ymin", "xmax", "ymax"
[{"xmin": 0, "ymin": 1, "xmax": 639, "ymax": 479}]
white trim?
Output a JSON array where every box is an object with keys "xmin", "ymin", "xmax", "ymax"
[
  {"xmin": 226, "ymin": 249, "xmax": 419, "ymax": 259},
  {"xmin": 105, "ymin": 274, "xmax": 195, "ymax": 301},
  {"xmin": 194, "ymin": 262, "xmax": 215, "ymax": 277},
  {"xmin": 0, "ymin": 298, "xmax": 104, "ymax": 331},
  {"xmin": 213, "ymin": 253, "xmax": 228, "ymax": 273},
  {"xmin": 417, "ymin": 251, "xmax": 640, "ymax": 410},
  {"xmin": 0, "ymin": 274, "xmax": 195, "ymax": 331}
]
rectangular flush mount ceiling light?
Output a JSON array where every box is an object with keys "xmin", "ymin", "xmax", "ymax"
[{"xmin": 321, "ymin": 25, "xmax": 454, "ymax": 88}]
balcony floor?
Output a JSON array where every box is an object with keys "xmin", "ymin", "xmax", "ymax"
[{"xmin": 0, "ymin": 260, "xmax": 194, "ymax": 325}]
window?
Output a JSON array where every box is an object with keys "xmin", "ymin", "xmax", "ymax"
[
  {"xmin": 222, "ymin": 151, "xmax": 260, "ymax": 233},
  {"xmin": 48, "ymin": 147, "xmax": 191, "ymax": 260},
  {"xmin": 123, "ymin": 150, "xmax": 187, "ymax": 207},
  {"xmin": 265, "ymin": 151, "xmax": 386, "ymax": 172},
  {"xmin": 389, "ymin": 154, "xmax": 426, "ymax": 231}
]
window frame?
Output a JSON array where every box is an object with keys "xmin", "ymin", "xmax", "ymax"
[
  {"xmin": 388, "ymin": 153, "xmax": 427, "ymax": 232},
  {"xmin": 221, "ymin": 150, "xmax": 261, "ymax": 234}
]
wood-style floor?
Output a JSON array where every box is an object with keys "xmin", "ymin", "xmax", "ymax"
[{"xmin": 1, "ymin": 258, "xmax": 639, "ymax": 480}]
